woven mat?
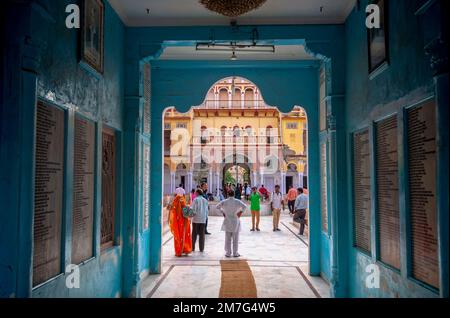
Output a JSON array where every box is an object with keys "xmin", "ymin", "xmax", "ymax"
[{"xmin": 219, "ymin": 260, "xmax": 257, "ymax": 298}]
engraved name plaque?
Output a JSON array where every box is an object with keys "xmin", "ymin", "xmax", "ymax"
[
  {"xmin": 376, "ymin": 115, "xmax": 400, "ymax": 269},
  {"xmin": 143, "ymin": 144, "xmax": 150, "ymax": 230},
  {"xmin": 143, "ymin": 63, "xmax": 151, "ymax": 134},
  {"xmin": 353, "ymin": 129, "xmax": 372, "ymax": 253},
  {"xmin": 33, "ymin": 101, "xmax": 64, "ymax": 286},
  {"xmin": 101, "ymin": 128, "xmax": 115, "ymax": 250},
  {"xmin": 407, "ymin": 101, "xmax": 439, "ymax": 289},
  {"xmin": 72, "ymin": 116, "xmax": 95, "ymax": 264},
  {"xmin": 320, "ymin": 143, "xmax": 328, "ymax": 232}
]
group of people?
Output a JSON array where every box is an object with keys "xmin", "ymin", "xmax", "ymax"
[
  {"xmin": 169, "ymin": 182, "xmax": 211, "ymax": 257},
  {"xmin": 168, "ymin": 181, "xmax": 309, "ymax": 258},
  {"xmin": 221, "ymin": 183, "xmax": 272, "ymax": 202}
]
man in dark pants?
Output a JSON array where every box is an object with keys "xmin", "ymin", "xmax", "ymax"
[
  {"xmin": 191, "ymin": 189, "xmax": 208, "ymax": 252},
  {"xmin": 201, "ymin": 182, "xmax": 211, "ymax": 235},
  {"xmin": 293, "ymin": 188, "xmax": 309, "ymax": 236}
]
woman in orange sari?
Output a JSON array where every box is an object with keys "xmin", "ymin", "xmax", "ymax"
[{"xmin": 169, "ymin": 194, "xmax": 193, "ymax": 257}]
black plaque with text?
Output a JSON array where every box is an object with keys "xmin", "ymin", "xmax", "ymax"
[
  {"xmin": 407, "ymin": 101, "xmax": 439, "ymax": 289},
  {"xmin": 33, "ymin": 102, "xmax": 64, "ymax": 286},
  {"xmin": 376, "ymin": 115, "xmax": 400, "ymax": 269},
  {"xmin": 72, "ymin": 116, "xmax": 95, "ymax": 264},
  {"xmin": 353, "ymin": 129, "xmax": 372, "ymax": 253},
  {"xmin": 101, "ymin": 128, "xmax": 115, "ymax": 250}
]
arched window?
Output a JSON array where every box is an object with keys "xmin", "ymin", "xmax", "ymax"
[
  {"xmin": 233, "ymin": 126, "xmax": 240, "ymax": 137},
  {"xmin": 244, "ymin": 89, "xmax": 254, "ymax": 108},
  {"xmin": 221, "ymin": 126, "xmax": 227, "ymax": 136},
  {"xmin": 206, "ymin": 89, "xmax": 215, "ymax": 108},
  {"xmin": 266, "ymin": 125, "xmax": 274, "ymax": 144},
  {"xmin": 201, "ymin": 126, "xmax": 207, "ymax": 144},
  {"xmin": 219, "ymin": 88, "xmax": 228, "ymax": 108},
  {"xmin": 233, "ymin": 88, "xmax": 241, "ymax": 107}
]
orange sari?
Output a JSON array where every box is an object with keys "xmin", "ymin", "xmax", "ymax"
[{"xmin": 169, "ymin": 195, "xmax": 192, "ymax": 257}]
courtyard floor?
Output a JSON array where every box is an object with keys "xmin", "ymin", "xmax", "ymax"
[{"xmin": 142, "ymin": 211, "xmax": 329, "ymax": 298}]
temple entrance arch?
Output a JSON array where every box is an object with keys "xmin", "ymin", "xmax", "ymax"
[{"xmin": 222, "ymin": 163, "xmax": 251, "ymax": 186}]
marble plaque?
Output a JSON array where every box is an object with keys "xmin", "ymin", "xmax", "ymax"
[
  {"xmin": 33, "ymin": 101, "xmax": 64, "ymax": 286},
  {"xmin": 143, "ymin": 63, "xmax": 151, "ymax": 134},
  {"xmin": 407, "ymin": 101, "xmax": 439, "ymax": 289},
  {"xmin": 353, "ymin": 129, "xmax": 372, "ymax": 253},
  {"xmin": 72, "ymin": 116, "xmax": 95, "ymax": 264},
  {"xmin": 101, "ymin": 128, "xmax": 115, "ymax": 249},
  {"xmin": 320, "ymin": 143, "xmax": 328, "ymax": 232},
  {"xmin": 376, "ymin": 115, "xmax": 400, "ymax": 269},
  {"xmin": 143, "ymin": 143, "xmax": 150, "ymax": 230}
]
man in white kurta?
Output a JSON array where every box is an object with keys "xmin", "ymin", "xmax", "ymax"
[{"xmin": 216, "ymin": 192, "xmax": 248, "ymax": 257}]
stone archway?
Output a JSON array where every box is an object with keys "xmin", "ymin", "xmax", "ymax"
[{"xmin": 222, "ymin": 162, "xmax": 251, "ymax": 187}]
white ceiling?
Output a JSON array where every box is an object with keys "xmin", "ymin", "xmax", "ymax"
[
  {"xmin": 159, "ymin": 44, "xmax": 316, "ymax": 61},
  {"xmin": 109, "ymin": 0, "xmax": 356, "ymax": 27}
]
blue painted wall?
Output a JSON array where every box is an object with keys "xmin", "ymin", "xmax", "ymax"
[
  {"xmin": 0, "ymin": 0, "xmax": 125, "ymax": 297},
  {"xmin": 124, "ymin": 25, "xmax": 348, "ymax": 292},
  {"xmin": 343, "ymin": 0, "xmax": 445, "ymax": 298},
  {"xmin": 1, "ymin": 0, "xmax": 447, "ymax": 299}
]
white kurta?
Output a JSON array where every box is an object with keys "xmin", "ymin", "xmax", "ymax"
[{"xmin": 216, "ymin": 198, "xmax": 248, "ymax": 233}]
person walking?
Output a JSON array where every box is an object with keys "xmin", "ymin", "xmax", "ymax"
[
  {"xmin": 200, "ymin": 182, "xmax": 211, "ymax": 235},
  {"xmin": 270, "ymin": 185, "xmax": 285, "ymax": 232},
  {"xmin": 293, "ymin": 188, "xmax": 309, "ymax": 236},
  {"xmin": 191, "ymin": 189, "xmax": 209, "ymax": 252},
  {"xmin": 168, "ymin": 194, "xmax": 192, "ymax": 257},
  {"xmin": 287, "ymin": 185, "xmax": 297, "ymax": 214},
  {"xmin": 216, "ymin": 190, "xmax": 248, "ymax": 258},
  {"xmin": 249, "ymin": 187, "xmax": 261, "ymax": 231}
]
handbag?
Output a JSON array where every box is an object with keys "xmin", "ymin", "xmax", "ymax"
[{"xmin": 182, "ymin": 206, "xmax": 195, "ymax": 218}]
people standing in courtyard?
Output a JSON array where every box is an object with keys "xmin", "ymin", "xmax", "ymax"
[
  {"xmin": 270, "ymin": 185, "xmax": 285, "ymax": 232},
  {"xmin": 249, "ymin": 187, "xmax": 261, "ymax": 231},
  {"xmin": 201, "ymin": 182, "xmax": 211, "ymax": 235},
  {"xmin": 259, "ymin": 184, "xmax": 269, "ymax": 201},
  {"xmin": 287, "ymin": 185, "xmax": 297, "ymax": 215},
  {"xmin": 191, "ymin": 189, "xmax": 209, "ymax": 252},
  {"xmin": 190, "ymin": 189, "xmax": 197, "ymax": 204},
  {"xmin": 293, "ymin": 188, "xmax": 309, "ymax": 236},
  {"xmin": 216, "ymin": 190, "xmax": 248, "ymax": 258},
  {"xmin": 169, "ymin": 193, "xmax": 192, "ymax": 257},
  {"xmin": 244, "ymin": 183, "xmax": 251, "ymax": 201},
  {"xmin": 235, "ymin": 183, "xmax": 242, "ymax": 200}
]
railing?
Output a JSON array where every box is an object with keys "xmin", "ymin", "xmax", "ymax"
[
  {"xmin": 191, "ymin": 136, "xmax": 282, "ymax": 145},
  {"xmin": 195, "ymin": 100, "xmax": 274, "ymax": 109}
]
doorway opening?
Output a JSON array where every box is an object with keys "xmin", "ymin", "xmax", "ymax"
[{"xmin": 153, "ymin": 76, "xmax": 323, "ymax": 298}]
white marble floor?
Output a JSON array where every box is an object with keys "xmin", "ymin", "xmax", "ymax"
[{"xmin": 142, "ymin": 211, "xmax": 330, "ymax": 298}]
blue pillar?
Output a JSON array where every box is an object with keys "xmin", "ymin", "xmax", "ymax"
[{"xmin": 121, "ymin": 54, "xmax": 144, "ymax": 297}]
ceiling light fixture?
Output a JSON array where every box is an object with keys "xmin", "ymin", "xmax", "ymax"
[
  {"xmin": 199, "ymin": 0, "xmax": 267, "ymax": 17},
  {"xmin": 196, "ymin": 42, "xmax": 275, "ymax": 53}
]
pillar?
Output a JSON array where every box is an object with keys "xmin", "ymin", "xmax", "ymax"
[
  {"xmin": 170, "ymin": 172, "xmax": 175, "ymax": 194},
  {"xmin": 209, "ymin": 171, "xmax": 213, "ymax": 193},
  {"xmin": 216, "ymin": 171, "xmax": 221, "ymax": 196},
  {"xmin": 298, "ymin": 172, "xmax": 304, "ymax": 188},
  {"xmin": 188, "ymin": 171, "xmax": 193, "ymax": 192}
]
